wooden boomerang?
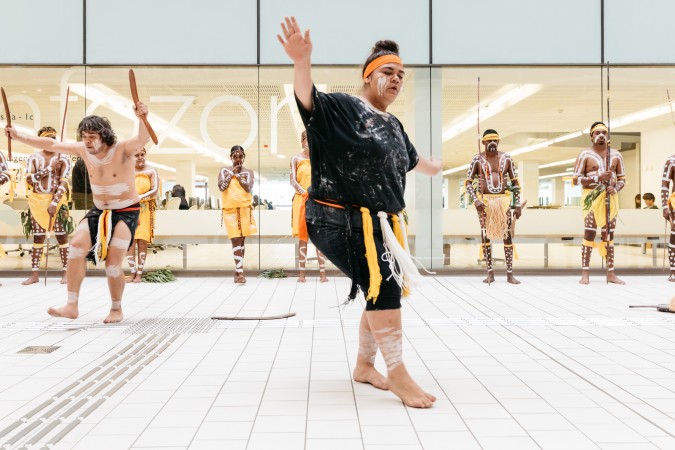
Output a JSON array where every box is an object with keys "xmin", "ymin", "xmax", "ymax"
[
  {"xmin": 1, "ymin": 88, "xmax": 11, "ymax": 160},
  {"xmin": 129, "ymin": 69, "xmax": 158, "ymax": 145},
  {"xmin": 211, "ymin": 312, "xmax": 296, "ymax": 321}
]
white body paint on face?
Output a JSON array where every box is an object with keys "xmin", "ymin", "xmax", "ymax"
[
  {"xmin": 377, "ymin": 76, "xmax": 388, "ymax": 97},
  {"xmin": 91, "ymin": 183, "xmax": 130, "ymax": 196},
  {"xmin": 593, "ymin": 134, "xmax": 607, "ymax": 144}
]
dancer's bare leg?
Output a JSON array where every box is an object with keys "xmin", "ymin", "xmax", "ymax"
[
  {"xmin": 103, "ymin": 222, "xmax": 132, "ymax": 323},
  {"xmin": 48, "ymin": 222, "xmax": 91, "ymax": 319},
  {"xmin": 367, "ymin": 309, "xmax": 436, "ymax": 408},
  {"xmin": 297, "ymin": 239, "xmax": 307, "ymax": 283},
  {"xmin": 580, "ymin": 212, "xmax": 596, "ymax": 285},
  {"xmin": 232, "ymin": 237, "xmax": 246, "ymax": 283},
  {"xmin": 353, "ymin": 310, "xmax": 388, "ymax": 390},
  {"xmin": 669, "ymin": 225, "xmax": 675, "ymax": 282},
  {"xmin": 478, "ymin": 211, "xmax": 494, "ymax": 284},
  {"xmin": 55, "ymin": 218, "xmax": 69, "ymax": 285},
  {"xmin": 604, "ymin": 218, "xmax": 625, "ymax": 285},
  {"xmin": 125, "ymin": 242, "xmax": 136, "ymax": 283},
  {"xmin": 504, "ymin": 211, "xmax": 520, "ymax": 284},
  {"xmin": 23, "ymin": 219, "xmax": 45, "ymax": 285},
  {"xmin": 133, "ymin": 240, "xmax": 148, "ymax": 283},
  {"xmin": 317, "ymin": 249, "xmax": 329, "ymax": 283}
]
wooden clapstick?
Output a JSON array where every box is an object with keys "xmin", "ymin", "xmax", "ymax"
[
  {"xmin": 129, "ymin": 69, "xmax": 158, "ymax": 145},
  {"xmin": 1, "ymin": 87, "xmax": 11, "ymax": 159}
]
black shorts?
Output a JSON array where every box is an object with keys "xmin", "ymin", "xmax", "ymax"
[
  {"xmin": 83, "ymin": 204, "xmax": 140, "ymax": 262},
  {"xmin": 306, "ymin": 199, "xmax": 401, "ymax": 311}
]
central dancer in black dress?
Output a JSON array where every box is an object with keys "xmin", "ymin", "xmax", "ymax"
[{"xmin": 278, "ymin": 16, "xmax": 442, "ymax": 408}]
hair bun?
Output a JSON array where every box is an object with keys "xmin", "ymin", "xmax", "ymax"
[{"xmin": 372, "ymin": 40, "xmax": 399, "ymax": 55}]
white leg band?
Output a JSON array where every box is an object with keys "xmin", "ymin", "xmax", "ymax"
[
  {"xmin": 68, "ymin": 246, "xmax": 86, "ymax": 260},
  {"xmin": 233, "ymin": 245, "xmax": 244, "ymax": 273},
  {"xmin": 111, "ymin": 300, "xmax": 122, "ymax": 310},
  {"xmin": 105, "ymin": 264, "xmax": 123, "ymax": 278},
  {"xmin": 373, "ymin": 327, "xmax": 403, "ymax": 371},
  {"xmin": 109, "ymin": 237, "xmax": 129, "ymax": 250},
  {"xmin": 67, "ymin": 291, "xmax": 78, "ymax": 305}
]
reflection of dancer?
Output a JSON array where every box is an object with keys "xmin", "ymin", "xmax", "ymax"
[
  {"xmin": 464, "ymin": 129, "xmax": 522, "ymax": 284},
  {"xmin": 661, "ymin": 154, "xmax": 675, "ymax": 281},
  {"xmin": 6, "ymin": 103, "xmax": 151, "ymax": 323},
  {"xmin": 573, "ymin": 122, "xmax": 626, "ymax": 285},
  {"xmin": 0, "ymin": 150, "xmax": 11, "ymax": 285},
  {"xmin": 291, "ymin": 131, "xmax": 328, "ymax": 283},
  {"xmin": 23, "ymin": 127, "xmax": 72, "ymax": 285},
  {"xmin": 279, "ymin": 17, "xmax": 442, "ymax": 408},
  {"xmin": 126, "ymin": 148, "xmax": 158, "ymax": 283},
  {"xmin": 219, "ymin": 145, "xmax": 256, "ymax": 284}
]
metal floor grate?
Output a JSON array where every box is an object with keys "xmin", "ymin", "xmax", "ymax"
[
  {"xmin": 16, "ymin": 346, "xmax": 60, "ymax": 354},
  {"xmin": 123, "ymin": 318, "xmax": 216, "ymax": 334}
]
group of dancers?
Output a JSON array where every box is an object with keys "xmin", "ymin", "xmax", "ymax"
[{"xmin": 0, "ymin": 16, "xmax": 674, "ymax": 409}]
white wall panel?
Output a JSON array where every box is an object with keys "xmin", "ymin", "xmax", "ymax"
[
  {"xmin": 86, "ymin": 0, "xmax": 257, "ymax": 64},
  {"xmin": 433, "ymin": 0, "xmax": 600, "ymax": 64},
  {"xmin": 260, "ymin": 0, "xmax": 429, "ymax": 65},
  {"xmin": 0, "ymin": 0, "xmax": 83, "ymax": 64},
  {"xmin": 605, "ymin": 0, "xmax": 675, "ymax": 63}
]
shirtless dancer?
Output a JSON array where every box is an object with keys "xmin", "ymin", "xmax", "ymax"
[
  {"xmin": 0, "ymin": 150, "xmax": 11, "ymax": 286},
  {"xmin": 572, "ymin": 121, "xmax": 626, "ymax": 285},
  {"xmin": 5, "ymin": 103, "xmax": 151, "ymax": 322},
  {"xmin": 661, "ymin": 154, "xmax": 675, "ymax": 281},
  {"xmin": 465, "ymin": 129, "xmax": 522, "ymax": 284},
  {"xmin": 22, "ymin": 127, "xmax": 72, "ymax": 285},
  {"xmin": 126, "ymin": 148, "xmax": 158, "ymax": 283}
]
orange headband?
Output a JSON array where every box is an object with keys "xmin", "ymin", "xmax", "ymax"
[{"xmin": 363, "ymin": 55, "xmax": 403, "ymax": 80}]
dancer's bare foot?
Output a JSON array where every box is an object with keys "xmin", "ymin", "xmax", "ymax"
[
  {"xmin": 579, "ymin": 270, "xmax": 590, "ymax": 285},
  {"xmin": 22, "ymin": 272, "xmax": 39, "ymax": 285},
  {"xmin": 132, "ymin": 274, "xmax": 143, "ymax": 283},
  {"xmin": 353, "ymin": 365, "xmax": 388, "ymax": 390},
  {"xmin": 125, "ymin": 275, "xmax": 134, "ymax": 283},
  {"xmin": 668, "ymin": 272, "xmax": 675, "ymax": 282},
  {"xmin": 298, "ymin": 271, "xmax": 306, "ymax": 283},
  {"xmin": 234, "ymin": 273, "xmax": 246, "ymax": 284},
  {"xmin": 60, "ymin": 272, "xmax": 67, "ymax": 284},
  {"xmin": 387, "ymin": 367, "xmax": 436, "ymax": 408},
  {"xmin": 319, "ymin": 271, "xmax": 329, "ymax": 283},
  {"xmin": 482, "ymin": 271, "xmax": 495, "ymax": 284},
  {"xmin": 607, "ymin": 272, "xmax": 626, "ymax": 285},
  {"xmin": 506, "ymin": 273, "xmax": 520, "ymax": 284},
  {"xmin": 48, "ymin": 303, "xmax": 79, "ymax": 319},
  {"xmin": 103, "ymin": 308, "xmax": 124, "ymax": 323}
]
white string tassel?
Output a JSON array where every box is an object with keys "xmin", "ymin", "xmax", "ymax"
[
  {"xmin": 377, "ymin": 212, "xmax": 423, "ymax": 292},
  {"xmin": 397, "ymin": 212, "xmax": 436, "ymax": 275}
]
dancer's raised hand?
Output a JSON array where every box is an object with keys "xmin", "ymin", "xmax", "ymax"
[{"xmin": 277, "ymin": 16, "xmax": 312, "ymax": 63}]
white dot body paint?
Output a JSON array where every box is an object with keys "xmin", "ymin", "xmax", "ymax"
[
  {"xmin": 377, "ymin": 76, "xmax": 388, "ymax": 97},
  {"xmin": 373, "ymin": 327, "xmax": 403, "ymax": 371},
  {"xmin": 105, "ymin": 264, "xmax": 123, "ymax": 278}
]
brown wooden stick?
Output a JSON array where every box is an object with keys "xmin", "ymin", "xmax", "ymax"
[
  {"xmin": 211, "ymin": 312, "xmax": 296, "ymax": 321},
  {"xmin": 2, "ymin": 87, "xmax": 11, "ymax": 160},
  {"xmin": 129, "ymin": 69, "xmax": 158, "ymax": 145}
]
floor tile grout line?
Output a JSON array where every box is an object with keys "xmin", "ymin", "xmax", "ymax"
[
  {"xmin": 405, "ymin": 278, "xmax": 543, "ymax": 449},
  {"xmin": 502, "ymin": 324, "xmax": 675, "ymax": 438}
]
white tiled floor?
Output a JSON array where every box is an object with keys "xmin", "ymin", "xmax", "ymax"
[{"xmin": 0, "ymin": 274, "xmax": 674, "ymax": 449}]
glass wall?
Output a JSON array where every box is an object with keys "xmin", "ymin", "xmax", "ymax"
[
  {"xmin": 441, "ymin": 67, "xmax": 675, "ymax": 270},
  {"xmin": 1, "ymin": 65, "xmax": 674, "ymax": 273}
]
